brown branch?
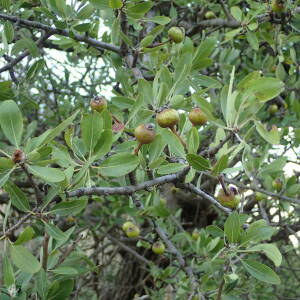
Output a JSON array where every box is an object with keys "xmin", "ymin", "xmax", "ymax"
[
  {"xmin": 0, "ymin": 13, "xmax": 120, "ymax": 54},
  {"xmin": 42, "ymin": 232, "xmax": 49, "ymax": 270},
  {"xmin": 66, "ymin": 167, "xmax": 190, "ymax": 198}
]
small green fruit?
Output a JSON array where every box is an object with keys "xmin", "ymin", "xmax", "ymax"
[
  {"xmin": 272, "ymin": 178, "xmax": 283, "ymax": 192},
  {"xmin": 125, "ymin": 225, "xmax": 140, "ymax": 238},
  {"xmin": 156, "ymin": 108, "xmax": 179, "ymax": 128},
  {"xmin": 189, "ymin": 108, "xmax": 208, "ymax": 126},
  {"xmin": 134, "ymin": 124, "xmax": 156, "ymax": 144},
  {"xmin": 205, "ymin": 11, "xmax": 216, "ymax": 19},
  {"xmin": 90, "ymin": 96, "xmax": 108, "ymax": 113},
  {"xmin": 108, "ymin": 0, "xmax": 123, "ymax": 9},
  {"xmin": 122, "ymin": 221, "xmax": 135, "ymax": 232},
  {"xmin": 192, "ymin": 230, "xmax": 200, "ymax": 240},
  {"xmin": 168, "ymin": 27, "xmax": 185, "ymax": 44},
  {"xmin": 268, "ymin": 104, "xmax": 278, "ymax": 114},
  {"xmin": 272, "ymin": 0, "xmax": 284, "ymax": 13},
  {"xmin": 217, "ymin": 188, "xmax": 240, "ymax": 208},
  {"xmin": 255, "ymin": 192, "xmax": 267, "ymax": 202},
  {"xmin": 152, "ymin": 241, "xmax": 165, "ymax": 255}
]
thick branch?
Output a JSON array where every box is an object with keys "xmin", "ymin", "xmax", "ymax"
[
  {"xmin": 0, "ymin": 13, "xmax": 120, "ymax": 54},
  {"xmin": 66, "ymin": 167, "xmax": 190, "ymax": 198}
]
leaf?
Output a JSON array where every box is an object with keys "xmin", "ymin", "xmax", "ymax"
[
  {"xmin": 156, "ymin": 163, "xmax": 187, "ymax": 175},
  {"xmin": 160, "ymin": 129, "xmax": 186, "ymax": 158},
  {"xmin": 224, "ymin": 212, "xmax": 242, "ymax": 244},
  {"xmin": 27, "ymin": 165, "xmax": 65, "ymax": 183},
  {"xmin": 51, "ymin": 266, "xmax": 79, "ymax": 275},
  {"xmin": 81, "ymin": 112, "xmax": 103, "ymax": 155},
  {"xmin": 246, "ymin": 244, "xmax": 282, "ymax": 267},
  {"xmin": 0, "ymin": 81, "xmax": 14, "ymax": 100},
  {"xmin": 241, "ymin": 259, "xmax": 280, "ymax": 285},
  {"xmin": 36, "ymin": 269, "xmax": 49, "ymax": 299},
  {"xmin": 0, "ymin": 100, "xmax": 23, "ymax": 147},
  {"xmin": 186, "ymin": 154, "xmax": 211, "ymax": 171},
  {"xmin": 10, "ymin": 245, "xmax": 41, "ymax": 274},
  {"xmin": 49, "ymin": 200, "xmax": 87, "ymax": 216},
  {"xmin": 246, "ymin": 31, "xmax": 259, "ymax": 51},
  {"xmin": 3, "ymin": 255, "xmax": 15, "ymax": 287},
  {"xmin": 93, "ymin": 129, "xmax": 113, "ymax": 159},
  {"xmin": 0, "ymin": 169, "xmax": 14, "ymax": 189},
  {"xmin": 255, "ymin": 122, "xmax": 280, "ymax": 145},
  {"xmin": 212, "ymin": 155, "xmax": 229, "ymax": 175},
  {"xmin": 4, "ymin": 182, "xmax": 30, "ymax": 212},
  {"xmin": 206, "ymin": 225, "xmax": 224, "ymax": 237},
  {"xmin": 148, "ymin": 134, "xmax": 167, "ymax": 164},
  {"xmin": 0, "ymin": 158, "xmax": 14, "ymax": 170},
  {"xmin": 146, "ymin": 16, "xmax": 171, "ymax": 25},
  {"xmin": 14, "ymin": 226, "xmax": 35, "ymax": 245},
  {"xmin": 47, "ymin": 279, "xmax": 74, "ymax": 300},
  {"xmin": 44, "ymin": 222, "xmax": 67, "ymax": 241},
  {"xmin": 4, "ymin": 21, "xmax": 14, "ymax": 43},
  {"xmin": 187, "ymin": 127, "xmax": 200, "ymax": 154},
  {"xmin": 99, "ymin": 153, "xmax": 139, "ymax": 177}
]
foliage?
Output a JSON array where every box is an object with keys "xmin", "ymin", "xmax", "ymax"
[{"xmin": 0, "ymin": 0, "xmax": 300, "ymax": 299}]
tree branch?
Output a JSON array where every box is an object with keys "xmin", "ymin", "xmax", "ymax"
[{"xmin": 0, "ymin": 13, "xmax": 120, "ymax": 54}]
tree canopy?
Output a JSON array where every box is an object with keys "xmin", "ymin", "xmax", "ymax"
[{"xmin": 0, "ymin": 0, "xmax": 300, "ymax": 299}]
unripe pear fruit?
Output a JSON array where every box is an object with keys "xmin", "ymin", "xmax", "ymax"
[
  {"xmin": 255, "ymin": 192, "xmax": 267, "ymax": 201},
  {"xmin": 205, "ymin": 11, "xmax": 216, "ymax": 19},
  {"xmin": 122, "ymin": 221, "xmax": 135, "ymax": 232},
  {"xmin": 90, "ymin": 96, "xmax": 107, "ymax": 113},
  {"xmin": 152, "ymin": 241, "xmax": 165, "ymax": 255},
  {"xmin": 125, "ymin": 225, "xmax": 140, "ymax": 238},
  {"xmin": 134, "ymin": 124, "xmax": 156, "ymax": 144},
  {"xmin": 268, "ymin": 104, "xmax": 278, "ymax": 114},
  {"xmin": 108, "ymin": 0, "xmax": 123, "ymax": 9},
  {"xmin": 272, "ymin": 178, "xmax": 283, "ymax": 192},
  {"xmin": 272, "ymin": 0, "xmax": 284, "ymax": 13},
  {"xmin": 168, "ymin": 27, "xmax": 185, "ymax": 44},
  {"xmin": 156, "ymin": 108, "xmax": 179, "ymax": 128},
  {"xmin": 189, "ymin": 108, "xmax": 208, "ymax": 126},
  {"xmin": 192, "ymin": 230, "xmax": 200, "ymax": 240},
  {"xmin": 217, "ymin": 188, "xmax": 240, "ymax": 208}
]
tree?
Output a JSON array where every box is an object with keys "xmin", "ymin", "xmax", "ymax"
[{"xmin": 0, "ymin": 0, "xmax": 299, "ymax": 299}]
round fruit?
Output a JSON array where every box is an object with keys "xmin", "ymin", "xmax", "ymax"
[
  {"xmin": 134, "ymin": 124, "xmax": 156, "ymax": 144},
  {"xmin": 205, "ymin": 11, "xmax": 216, "ymax": 19},
  {"xmin": 125, "ymin": 225, "xmax": 140, "ymax": 238},
  {"xmin": 12, "ymin": 149, "xmax": 26, "ymax": 164},
  {"xmin": 108, "ymin": 0, "xmax": 123, "ymax": 9},
  {"xmin": 152, "ymin": 241, "xmax": 165, "ymax": 255},
  {"xmin": 268, "ymin": 104, "xmax": 278, "ymax": 114},
  {"xmin": 192, "ymin": 230, "xmax": 200, "ymax": 240},
  {"xmin": 168, "ymin": 27, "xmax": 185, "ymax": 44},
  {"xmin": 272, "ymin": 0, "xmax": 284, "ymax": 13},
  {"xmin": 156, "ymin": 108, "xmax": 179, "ymax": 128},
  {"xmin": 255, "ymin": 192, "xmax": 267, "ymax": 202},
  {"xmin": 272, "ymin": 178, "xmax": 283, "ymax": 192},
  {"xmin": 217, "ymin": 188, "xmax": 240, "ymax": 208},
  {"xmin": 122, "ymin": 221, "xmax": 135, "ymax": 232},
  {"xmin": 189, "ymin": 108, "xmax": 208, "ymax": 126},
  {"xmin": 90, "ymin": 96, "xmax": 108, "ymax": 113}
]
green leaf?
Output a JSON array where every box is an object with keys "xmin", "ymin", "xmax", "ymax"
[
  {"xmin": 77, "ymin": 3, "xmax": 94, "ymax": 19},
  {"xmin": 4, "ymin": 182, "xmax": 30, "ymax": 212},
  {"xmin": 0, "ymin": 100, "xmax": 23, "ymax": 147},
  {"xmin": 4, "ymin": 21, "xmax": 14, "ymax": 43},
  {"xmin": 99, "ymin": 153, "xmax": 139, "ymax": 177},
  {"xmin": 81, "ymin": 112, "xmax": 103, "ymax": 155},
  {"xmin": 44, "ymin": 222, "xmax": 67, "ymax": 241},
  {"xmin": 255, "ymin": 122, "xmax": 280, "ymax": 145},
  {"xmin": 241, "ymin": 220, "xmax": 276, "ymax": 245},
  {"xmin": 51, "ymin": 266, "xmax": 79, "ymax": 275},
  {"xmin": 14, "ymin": 226, "xmax": 35, "ymax": 245},
  {"xmin": 49, "ymin": 200, "xmax": 87, "ymax": 216},
  {"xmin": 0, "ymin": 169, "xmax": 14, "ymax": 189},
  {"xmin": 224, "ymin": 212, "xmax": 242, "ymax": 244},
  {"xmin": 47, "ymin": 280, "xmax": 74, "ymax": 300},
  {"xmin": 186, "ymin": 154, "xmax": 211, "ymax": 171},
  {"xmin": 27, "ymin": 165, "xmax": 65, "ymax": 183},
  {"xmin": 93, "ymin": 129, "xmax": 113, "ymax": 159},
  {"xmin": 241, "ymin": 259, "xmax": 280, "ymax": 285},
  {"xmin": 246, "ymin": 244, "xmax": 282, "ymax": 267},
  {"xmin": 26, "ymin": 59, "xmax": 45, "ymax": 81},
  {"xmin": 10, "ymin": 245, "xmax": 41, "ymax": 274},
  {"xmin": 126, "ymin": 1, "xmax": 153, "ymax": 18},
  {"xmin": 0, "ymin": 81, "xmax": 14, "ymax": 100},
  {"xmin": 246, "ymin": 31, "xmax": 259, "ymax": 51},
  {"xmin": 148, "ymin": 134, "xmax": 167, "ymax": 164},
  {"xmin": 0, "ymin": 157, "xmax": 14, "ymax": 170},
  {"xmin": 187, "ymin": 127, "xmax": 199, "ymax": 154},
  {"xmin": 212, "ymin": 155, "xmax": 229, "ymax": 175},
  {"xmin": 156, "ymin": 163, "xmax": 187, "ymax": 175},
  {"xmin": 206, "ymin": 225, "xmax": 224, "ymax": 237},
  {"xmin": 160, "ymin": 129, "xmax": 186, "ymax": 158},
  {"xmin": 36, "ymin": 269, "xmax": 49, "ymax": 300},
  {"xmin": 3, "ymin": 255, "xmax": 15, "ymax": 287},
  {"xmin": 146, "ymin": 16, "xmax": 171, "ymax": 25}
]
